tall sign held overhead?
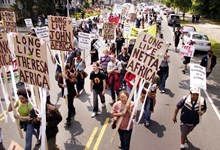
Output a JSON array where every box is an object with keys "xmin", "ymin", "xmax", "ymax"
[
  {"xmin": 0, "ymin": 33, "xmax": 13, "ymax": 66},
  {"xmin": 48, "ymin": 16, "xmax": 73, "ymax": 51},
  {"xmin": 103, "ymin": 22, "xmax": 115, "ymax": 40},
  {"xmin": 13, "ymin": 33, "xmax": 50, "ymax": 90},
  {"xmin": 0, "ymin": 11, "xmax": 17, "ymax": 32},
  {"xmin": 126, "ymin": 32, "xmax": 167, "ymax": 83}
]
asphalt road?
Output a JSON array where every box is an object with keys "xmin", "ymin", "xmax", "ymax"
[{"xmin": 1, "ymin": 14, "xmax": 220, "ymax": 150}]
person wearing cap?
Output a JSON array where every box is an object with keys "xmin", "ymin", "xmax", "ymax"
[
  {"xmin": 200, "ymin": 49, "xmax": 217, "ymax": 77},
  {"xmin": 8, "ymin": 88, "xmax": 40, "ymax": 150},
  {"xmin": 172, "ymin": 87, "xmax": 207, "ymax": 150}
]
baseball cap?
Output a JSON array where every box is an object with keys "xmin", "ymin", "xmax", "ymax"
[{"xmin": 190, "ymin": 86, "xmax": 200, "ymax": 94}]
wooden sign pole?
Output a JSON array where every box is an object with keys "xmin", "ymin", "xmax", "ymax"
[
  {"xmin": 110, "ymin": 78, "xmax": 139, "ymax": 143},
  {"xmin": 2, "ymin": 67, "xmax": 23, "ymax": 139}
]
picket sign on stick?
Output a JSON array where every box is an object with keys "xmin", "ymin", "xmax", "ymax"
[
  {"xmin": 0, "ymin": 94, "xmax": 8, "ymax": 123},
  {"xmin": 2, "ymin": 67, "xmax": 23, "ymax": 139},
  {"xmin": 127, "ymin": 79, "xmax": 146, "ymax": 130},
  {"xmin": 9, "ymin": 66, "xmax": 18, "ymax": 101},
  {"xmin": 137, "ymin": 83, "xmax": 152, "ymax": 124},
  {"xmin": 110, "ymin": 78, "xmax": 140, "ymax": 143}
]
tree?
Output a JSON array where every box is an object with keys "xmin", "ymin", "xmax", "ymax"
[{"xmin": 175, "ymin": 0, "xmax": 192, "ymax": 20}]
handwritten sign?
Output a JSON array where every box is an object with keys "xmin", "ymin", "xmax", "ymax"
[
  {"xmin": 123, "ymin": 24, "xmax": 131, "ymax": 36},
  {"xmin": 0, "ymin": 11, "xmax": 17, "ymax": 33},
  {"xmin": 190, "ymin": 64, "xmax": 206, "ymax": 90},
  {"xmin": 103, "ymin": 22, "xmax": 115, "ymax": 40},
  {"xmin": 35, "ymin": 26, "xmax": 50, "ymax": 42},
  {"xmin": 180, "ymin": 45, "xmax": 195, "ymax": 57},
  {"xmin": 13, "ymin": 33, "xmax": 50, "ymax": 89},
  {"xmin": 113, "ymin": 4, "xmax": 122, "ymax": 14},
  {"xmin": 78, "ymin": 32, "xmax": 92, "ymax": 51},
  {"xmin": 93, "ymin": 40, "xmax": 105, "ymax": 51},
  {"xmin": 109, "ymin": 16, "xmax": 120, "ymax": 24},
  {"xmin": 126, "ymin": 32, "xmax": 167, "ymax": 83},
  {"xmin": 24, "ymin": 18, "xmax": 33, "ymax": 28},
  {"xmin": 121, "ymin": 6, "xmax": 128, "ymax": 17},
  {"xmin": 0, "ymin": 33, "xmax": 12, "ymax": 66},
  {"xmin": 48, "ymin": 16, "xmax": 73, "ymax": 51}
]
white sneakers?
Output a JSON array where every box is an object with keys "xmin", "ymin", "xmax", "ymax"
[{"xmin": 91, "ymin": 112, "xmax": 97, "ymax": 118}]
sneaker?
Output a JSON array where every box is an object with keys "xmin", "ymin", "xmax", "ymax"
[
  {"xmin": 66, "ymin": 121, "xmax": 71, "ymax": 127},
  {"xmin": 101, "ymin": 103, "xmax": 106, "ymax": 108},
  {"xmin": 91, "ymin": 112, "xmax": 97, "ymax": 118},
  {"xmin": 161, "ymin": 90, "xmax": 165, "ymax": 93},
  {"xmin": 145, "ymin": 121, "xmax": 150, "ymax": 127},
  {"xmin": 182, "ymin": 70, "xmax": 186, "ymax": 74},
  {"xmin": 184, "ymin": 143, "xmax": 189, "ymax": 148}
]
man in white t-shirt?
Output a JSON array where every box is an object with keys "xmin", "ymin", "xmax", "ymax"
[{"xmin": 107, "ymin": 54, "xmax": 122, "ymax": 105}]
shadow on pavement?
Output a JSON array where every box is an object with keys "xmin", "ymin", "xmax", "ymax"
[
  {"xmin": 146, "ymin": 120, "xmax": 166, "ymax": 138},
  {"xmin": 165, "ymin": 88, "xmax": 175, "ymax": 97},
  {"xmin": 64, "ymin": 120, "xmax": 85, "ymax": 150},
  {"xmin": 179, "ymin": 79, "xmax": 190, "ymax": 90},
  {"xmin": 187, "ymin": 141, "xmax": 201, "ymax": 150},
  {"xmin": 95, "ymin": 107, "xmax": 112, "ymax": 125}
]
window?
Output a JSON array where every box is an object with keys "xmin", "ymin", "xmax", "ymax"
[{"xmin": 192, "ymin": 34, "xmax": 209, "ymax": 41}]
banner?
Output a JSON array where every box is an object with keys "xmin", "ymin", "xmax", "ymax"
[
  {"xmin": 129, "ymin": 24, "xmax": 157, "ymax": 39},
  {"xmin": 78, "ymin": 32, "xmax": 92, "ymax": 51},
  {"xmin": 103, "ymin": 22, "xmax": 115, "ymax": 40},
  {"xmin": 48, "ymin": 16, "xmax": 73, "ymax": 51},
  {"xmin": 24, "ymin": 18, "xmax": 33, "ymax": 28},
  {"xmin": 190, "ymin": 64, "xmax": 206, "ymax": 90},
  {"xmin": 108, "ymin": 16, "xmax": 120, "ymax": 24},
  {"xmin": 179, "ymin": 45, "xmax": 195, "ymax": 57},
  {"xmin": 126, "ymin": 32, "xmax": 167, "ymax": 83},
  {"xmin": 35, "ymin": 26, "xmax": 50, "ymax": 42},
  {"xmin": 0, "ymin": 11, "xmax": 17, "ymax": 32},
  {"xmin": 101, "ymin": 9, "xmax": 108, "ymax": 19},
  {"xmin": 13, "ymin": 33, "xmax": 50, "ymax": 89},
  {"xmin": 0, "ymin": 33, "xmax": 13, "ymax": 66}
]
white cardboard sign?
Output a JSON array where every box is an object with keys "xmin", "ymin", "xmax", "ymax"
[
  {"xmin": 34, "ymin": 26, "xmax": 50, "ymax": 42},
  {"xmin": 24, "ymin": 18, "xmax": 33, "ymax": 28},
  {"xmin": 93, "ymin": 40, "xmax": 105, "ymax": 50},
  {"xmin": 190, "ymin": 64, "xmax": 207, "ymax": 90},
  {"xmin": 180, "ymin": 45, "xmax": 195, "ymax": 57},
  {"xmin": 78, "ymin": 32, "xmax": 92, "ymax": 51},
  {"xmin": 123, "ymin": 23, "xmax": 131, "ymax": 36}
]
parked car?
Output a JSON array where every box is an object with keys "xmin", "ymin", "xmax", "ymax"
[
  {"xmin": 182, "ymin": 31, "xmax": 211, "ymax": 51},
  {"xmin": 181, "ymin": 25, "xmax": 196, "ymax": 35},
  {"xmin": 167, "ymin": 14, "xmax": 180, "ymax": 27}
]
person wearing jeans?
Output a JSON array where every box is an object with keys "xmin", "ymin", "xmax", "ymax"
[{"xmin": 90, "ymin": 62, "xmax": 106, "ymax": 117}]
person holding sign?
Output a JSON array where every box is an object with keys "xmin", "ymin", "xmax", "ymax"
[
  {"xmin": 172, "ymin": 87, "xmax": 207, "ymax": 150},
  {"xmin": 200, "ymin": 49, "xmax": 217, "ymax": 78},
  {"xmin": 8, "ymin": 89, "xmax": 40, "ymax": 150},
  {"xmin": 111, "ymin": 90, "xmax": 135, "ymax": 150}
]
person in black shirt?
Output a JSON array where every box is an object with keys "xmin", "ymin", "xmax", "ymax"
[
  {"xmin": 173, "ymin": 27, "xmax": 182, "ymax": 52},
  {"xmin": 90, "ymin": 62, "xmax": 106, "ymax": 118}
]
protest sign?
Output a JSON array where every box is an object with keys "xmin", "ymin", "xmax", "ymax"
[
  {"xmin": 123, "ymin": 23, "xmax": 131, "ymax": 37},
  {"xmin": 121, "ymin": 6, "xmax": 128, "ymax": 17},
  {"xmin": 35, "ymin": 26, "xmax": 50, "ymax": 42},
  {"xmin": 190, "ymin": 64, "xmax": 206, "ymax": 90},
  {"xmin": 113, "ymin": 4, "xmax": 122, "ymax": 14},
  {"xmin": 109, "ymin": 16, "xmax": 120, "ymax": 24},
  {"xmin": 48, "ymin": 16, "xmax": 73, "ymax": 51},
  {"xmin": 128, "ymin": 24, "xmax": 157, "ymax": 39},
  {"xmin": 72, "ymin": 18, "xmax": 77, "ymax": 27},
  {"xmin": 103, "ymin": 22, "xmax": 115, "ymax": 40},
  {"xmin": 129, "ymin": 13, "xmax": 136, "ymax": 22},
  {"xmin": 24, "ymin": 18, "xmax": 33, "ymax": 28},
  {"xmin": 0, "ymin": 11, "xmax": 17, "ymax": 32},
  {"xmin": 93, "ymin": 39, "xmax": 105, "ymax": 51},
  {"xmin": 13, "ymin": 33, "xmax": 50, "ymax": 89},
  {"xmin": 179, "ymin": 45, "xmax": 195, "ymax": 57},
  {"xmin": 101, "ymin": 9, "xmax": 108, "ymax": 19},
  {"xmin": 97, "ymin": 23, "xmax": 103, "ymax": 29},
  {"xmin": 126, "ymin": 32, "xmax": 167, "ymax": 83},
  {"xmin": 78, "ymin": 32, "xmax": 92, "ymax": 51},
  {"xmin": 0, "ymin": 33, "xmax": 13, "ymax": 66}
]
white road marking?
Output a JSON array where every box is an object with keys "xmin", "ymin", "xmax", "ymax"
[{"xmin": 203, "ymin": 90, "xmax": 220, "ymax": 120}]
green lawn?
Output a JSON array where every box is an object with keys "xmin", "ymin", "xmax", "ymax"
[{"xmin": 210, "ymin": 39, "xmax": 220, "ymax": 56}]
